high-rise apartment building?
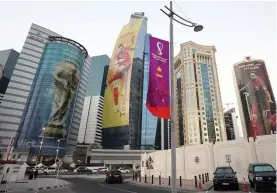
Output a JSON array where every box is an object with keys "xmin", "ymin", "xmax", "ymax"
[
  {"xmin": 77, "ymin": 96, "xmax": 103, "ymax": 144},
  {"xmin": 86, "ymin": 55, "xmax": 110, "ymax": 97},
  {"xmin": 224, "ymin": 107, "xmax": 240, "ymax": 140},
  {"xmin": 140, "ymin": 34, "xmax": 158, "ymax": 150},
  {"xmin": 0, "ymin": 24, "xmax": 92, "ymax": 162},
  {"xmin": 102, "ymin": 12, "xmax": 147, "ymax": 149},
  {"xmin": 233, "ymin": 57, "xmax": 276, "ymax": 139},
  {"xmin": 0, "ymin": 49, "xmax": 20, "ymax": 103},
  {"xmin": 174, "ymin": 41, "xmax": 227, "ymax": 146}
]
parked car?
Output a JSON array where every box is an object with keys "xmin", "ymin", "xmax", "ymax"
[
  {"xmin": 44, "ymin": 168, "xmax": 56, "ymax": 175},
  {"xmin": 105, "ymin": 170, "xmax": 123, "ymax": 184},
  {"xmin": 248, "ymin": 163, "xmax": 276, "ymax": 192},
  {"xmin": 213, "ymin": 166, "xmax": 239, "ymax": 191},
  {"xmin": 118, "ymin": 168, "xmax": 130, "ymax": 174}
]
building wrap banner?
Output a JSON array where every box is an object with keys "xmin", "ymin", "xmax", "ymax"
[
  {"xmin": 16, "ymin": 43, "xmax": 85, "ymax": 156},
  {"xmin": 102, "ymin": 18, "xmax": 143, "ymax": 128},
  {"xmin": 146, "ymin": 36, "xmax": 170, "ymax": 119},
  {"xmin": 234, "ymin": 59, "xmax": 276, "ymax": 139}
]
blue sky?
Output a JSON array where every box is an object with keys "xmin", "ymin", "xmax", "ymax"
[{"xmin": 0, "ymin": 1, "xmax": 276, "ymax": 108}]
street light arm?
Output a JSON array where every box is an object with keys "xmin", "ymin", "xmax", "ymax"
[
  {"xmin": 164, "ymin": 5, "xmax": 197, "ymax": 25},
  {"xmin": 160, "ymin": 9, "xmax": 194, "ymax": 28}
]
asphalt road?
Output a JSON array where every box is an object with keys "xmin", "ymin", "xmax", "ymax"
[{"xmin": 28, "ymin": 177, "xmax": 276, "ymax": 193}]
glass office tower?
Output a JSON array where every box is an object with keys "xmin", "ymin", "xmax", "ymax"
[
  {"xmin": 87, "ymin": 55, "xmax": 110, "ymax": 97},
  {"xmin": 0, "ymin": 49, "xmax": 19, "ymax": 104},
  {"xmin": 140, "ymin": 34, "xmax": 158, "ymax": 150},
  {"xmin": 16, "ymin": 36, "xmax": 88, "ymax": 157}
]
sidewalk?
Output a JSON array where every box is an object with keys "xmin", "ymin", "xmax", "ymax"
[
  {"xmin": 126, "ymin": 176, "xmax": 213, "ymax": 191},
  {"xmin": 0, "ymin": 178, "xmax": 68, "ymax": 192}
]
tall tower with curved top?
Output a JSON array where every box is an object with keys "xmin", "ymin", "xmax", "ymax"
[{"xmin": 174, "ymin": 41, "xmax": 227, "ymax": 146}]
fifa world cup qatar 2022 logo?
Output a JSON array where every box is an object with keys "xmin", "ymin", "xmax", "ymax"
[{"xmin": 157, "ymin": 42, "xmax": 164, "ymax": 56}]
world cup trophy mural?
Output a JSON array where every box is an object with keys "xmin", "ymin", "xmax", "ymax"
[{"xmin": 43, "ymin": 60, "xmax": 79, "ymax": 139}]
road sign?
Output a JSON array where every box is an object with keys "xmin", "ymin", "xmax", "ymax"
[
  {"xmin": 225, "ymin": 154, "xmax": 232, "ymax": 163},
  {"xmin": 146, "ymin": 156, "xmax": 153, "ymax": 169}
]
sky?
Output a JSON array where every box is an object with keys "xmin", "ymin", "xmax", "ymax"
[{"xmin": 0, "ymin": 0, "xmax": 276, "ymax": 111}]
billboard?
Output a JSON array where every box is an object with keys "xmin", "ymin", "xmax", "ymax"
[
  {"xmin": 234, "ymin": 60, "xmax": 276, "ymax": 139},
  {"xmin": 146, "ymin": 36, "xmax": 170, "ymax": 119},
  {"xmin": 102, "ymin": 18, "xmax": 143, "ymax": 128},
  {"xmin": 17, "ymin": 43, "xmax": 85, "ymax": 155}
]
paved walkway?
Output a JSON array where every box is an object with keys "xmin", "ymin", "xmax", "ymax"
[
  {"xmin": 126, "ymin": 176, "xmax": 213, "ymax": 191},
  {"xmin": 0, "ymin": 178, "xmax": 68, "ymax": 192}
]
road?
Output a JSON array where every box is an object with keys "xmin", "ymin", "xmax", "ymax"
[{"xmin": 33, "ymin": 177, "xmax": 276, "ymax": 193}]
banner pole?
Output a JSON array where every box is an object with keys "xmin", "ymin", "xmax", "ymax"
[{"xmin": 169, "ymin": 1, "xmax": 177, "ymax": 193}]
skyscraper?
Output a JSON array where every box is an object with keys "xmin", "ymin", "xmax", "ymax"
[
  {"xmin": 174, "ymin": 41, "xmax": 227, "ymax": 146},
  {"xmin": 233, "ymin": 57, "xmax": 276, "ymax": 139},
  {"xmin": 102, "ymin": 12, "xmax": 147, "ymax": 149},
  {"xmin": 0, "ymin": 49, "xmax": 19, "ymax": 104},
  {"xmin": 86, "ymin": 55, "xmax": 110, "ymax": 97},
  {"xmin": 0, "ymin": 24, "xmax": 92, "ymax": 162},
  {"xmin": 77, "ymin": 96, "xmax": 103, "ymax": 144},
  {"xmin": 141, "ymin": 34, "xmax": 158, "ymax": 150},
  {"xmin": 77, "ymin": 55, "xmax": 109, "ymax": 147}
]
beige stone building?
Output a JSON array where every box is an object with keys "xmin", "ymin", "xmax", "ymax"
[{"xmin": 173, "ymin": 41, "xmax": 227, "ymax": 146}]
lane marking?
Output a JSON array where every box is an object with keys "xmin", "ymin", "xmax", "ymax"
[{"xmin": 97, "ymin": 182, "xmax": 137, "ymax": 193}]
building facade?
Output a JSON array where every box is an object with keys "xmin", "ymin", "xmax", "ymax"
[
  {"xmin": 87, "ymin": 55, "xmax": 110, "ymax": 97},
  {"xmin": 174, "ymin": 41, "xmax": 227, "ymax": 146},
  {"xmin": 102, "ymin": 12, "xmax": 147, "ymax": 149},
  {"xmin": 78, "ymin": 96, "xmax": 103, "ymax": 144},
  {"xmin": 224, "ymin": 107, "xmax": 240, "ymax": 140},
  {"xmin": 0, "ymin": 49, "xmax": 20, "ymax": 104},
  {"xmin": 233, "ymin": 57, "xmax": 276, "ymax": 139},
  {"xmin": 0, "ymin": 24, "xmax": 91, "ymax": 162},
  {"xmin": 140, "ymin": 34, "xmax": 158, "ymax": 150}
]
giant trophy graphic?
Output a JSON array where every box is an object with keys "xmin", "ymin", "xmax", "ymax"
[{"xmin": 43, "ymin": 60, "xmax": 79, "ymax": 139}]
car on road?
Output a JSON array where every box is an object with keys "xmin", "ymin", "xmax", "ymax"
[
  {"xmin": 118, "ymin": 168, "xmax": 130, "ymax": 174},
  {"xmin": 105, "ymin": 170, "xmax": 123, "ymax": 184},
  {"xmin": 76, "ymin": 167, "xmax": 92, "ymax": 174},
  {"xmin": 248, "ymin": 163, "xmax": 276, "ymax": 192},
  {"xmin": 213, "ymin": 166, "xmax": 239, "ymax": 191}
]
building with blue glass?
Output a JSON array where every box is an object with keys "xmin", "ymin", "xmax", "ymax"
[
  {"xmin": 0, "ymin": 49, "xmax": 19, "ymax": 104},
  {"xmin": 87, "ymin": 55, "xmax": 110, "ymax": 97},
  {"xmin": 140, "ymin": 34, "xmax": 158, "ymax": 150},
  {"xmin": 0, "ymin": 24, "xmax": 92, "ymax": 163},
  {"xmin": 102, "ymin": 12, "xmax": 147, "ymax": 150},
  {"xmin": 173, "ymin": 41, "xmax": 227, "ymax": 146}
]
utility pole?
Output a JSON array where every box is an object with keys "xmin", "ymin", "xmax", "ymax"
[{"xmin": 161, "ymin": 2, "xmax": 203, "ymax": 193}]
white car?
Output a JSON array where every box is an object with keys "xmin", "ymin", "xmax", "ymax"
[
  {"xmin": 59, "ymin": 169, "xmax": 68, "ymax": 173},
  {"xmin": 118, "ymin": 169, "xmax": 130, "ymax": 174},
  {"xmin": 44, "ymin": 168, "xmax": 56, "ymax": 175}
]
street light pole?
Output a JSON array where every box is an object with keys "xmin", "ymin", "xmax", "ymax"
[
  {"xmin": 161, "ymin": 2, "xmax": 203, "ymax": 193},
  {"xmin": 36, "ymin": 128, "xmax": 45, "ymax": 167},
  {"xmin": 55, "ymin": 140, "xmax": 60, "ymax": 164}
]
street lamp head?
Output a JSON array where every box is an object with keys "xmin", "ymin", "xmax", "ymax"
[
  {"xmin": 42, "ymin": 127, "xmax": 45, "ymax": 131},
  {"xmin": 57, "ymin": 140, "xmax": 60, "ymax": 142},
  {"xmin": 193, "ymin": 24, "xmax": 203, "ymax": 32}
]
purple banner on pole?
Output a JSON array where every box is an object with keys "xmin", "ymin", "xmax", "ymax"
[{"xmin": 146, "ymin": 36, "xmax": 170, "ymax": 119}]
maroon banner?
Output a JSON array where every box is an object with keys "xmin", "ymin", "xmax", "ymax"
[{"xmin": 146, "ymin": 36, "xmax": 170, "ymax": 119}]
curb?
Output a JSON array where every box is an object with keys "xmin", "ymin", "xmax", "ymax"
[
  {"xmin": 126, "ymin": 180, "xmax": 213, "ymax": 192},
  {"xmin": 0, "ymin": 183, "xmax": 68, "ymax": 192}
]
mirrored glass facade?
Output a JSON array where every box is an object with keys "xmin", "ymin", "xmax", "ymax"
[
  {"xmin": 141, "ymin": 34, "xmax": 158, "ymax": 150},
  {"xmin": 17, "ymin": 42, "xmax": 86, "ymax": 156}
]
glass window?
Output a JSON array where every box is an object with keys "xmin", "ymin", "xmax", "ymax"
[
  {"xmin": 254, "ymin": 165, "xmax": 275, "ymax": 172},
  {"xmin": 216, "ymin": 168, "xmax": 234, "ymax": 174}
]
